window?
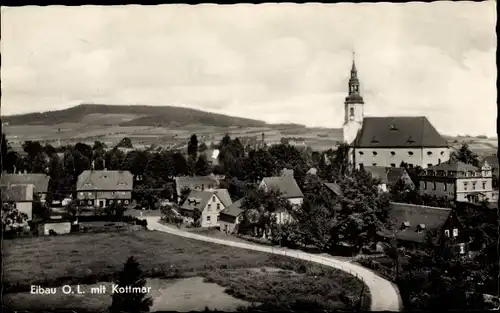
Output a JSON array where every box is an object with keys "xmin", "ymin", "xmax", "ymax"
[
  {"xmin": 207, "ymin": 216, "xmax": 211, "ymax": 221},
  {"xmin": 372, "ymin": 163, "xmax": 377, "ymax": 166},
  {"xmin": 438, "ymin": 158, "xmax": 441, "ymax": 164},
  {"xmin": 201, "ymin": 184, "xmax": 205, "ymax": 191},
  {"xmin": 349, "ymin": 107, "xmax": 354, "ymax": 116},
  {"xmin": 433, "ymin": 182, "xmax": 436, "ymax": 190},
  {"xmin": 110, "ymin": 200, "xmax": 114, "ymax": 204},
  {"xmin": 212, "ymin": 196, "xmax": 216, "ymax": 202},
  {"xmin": 217, "ymin": 215, "xmax": 220, "ymax": 221},
  {"xmin": 453, "ymin": 229, "xmax": 458, "ymax": 237},
  {"xmin": 217, "ymin": 203, "xmax": 221, "ymax": 210},
  {"xmin": 427, "ymin": 164, "xmax": 432, "ymax": 168},
  {"xmin": 408, "ymin": 151, "xmax": 414, "ymax": 156},
  {"xmin": 444, "ymin": 184, "xmax": 447, "ymax": 191},
  {"xmin": 390, "ymin": 151, "xmax": 395, "ymax": 156},
  {"xmin": 207, "ymin": 204, "xmax": 212, "ymax": 211},
  {"xmin": 424, "ymin": 181, "xmax": 428, "ymax": 189},
  {"xmin": 408, "ymin": 164, "xmax": 414, "ymax": 168},
  {"xmin": 124, "ymin": 200, "xmax": 129, "ymax": 204},
  {"xmin": 482, "ymin": 181, "xmax": 487, "ymax": 189},
  {"xmin": 440, "ymin": 151, "xmax": 445, "ymax": 156},
  {"xmin": 472, "ymin": 182, "xmax": 476, "ymax": 190},
  {"xmin": 464, "ymin": 182, "xmax": 468, "ymax": 191},
  {"xmin": 390, "ymin": 163, "xmax": 396, "ymax": 168},
  {"xmin": 359, "ymin": 151, "xmax": 364, "ymax": 155},
  {"xmin": 372, "ymin": 151, "xmax": 378, "ymax": 156},
  {"xmin": 427, "ymin": 151, "xmax": 433, "ymax": 156},
  {"xmin": 118, "ymin": 200, "xmax": 122, "ymax": 204},
  {"xmin": 80, "ymin": 192, "xmax": 84, "ymax": 196},
  {"xmin": 444, "ymin": 229, "xmax": 450, "ymax": 237},
  {"xmin": 88, "ymin": 200, "xmax": 92, "ymax": 205}
]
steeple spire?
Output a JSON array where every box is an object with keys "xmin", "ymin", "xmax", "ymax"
[{"xmin": 351, "ymin": 51, "xmax": 357, "ymax": 74}]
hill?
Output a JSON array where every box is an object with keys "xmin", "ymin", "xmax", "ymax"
[{"xmin": 2, "ymin": 104, "xmax": 271, "ymax": 128}]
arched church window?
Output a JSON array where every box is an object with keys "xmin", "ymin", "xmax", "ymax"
[{"xmin": 349, "ymin": 107, "xmax": 354, "ymax": 116}]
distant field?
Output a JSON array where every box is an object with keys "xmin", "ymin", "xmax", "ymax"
[
  {"xmin": 4, "ymin": 123, "xmax": 494, "ymax": 154},
  {"xmin": 3, "ymin": 124, "xmax": 344, "ymax": 151}
]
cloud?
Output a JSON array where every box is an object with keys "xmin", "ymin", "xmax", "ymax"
[{"xmin": 0, "ymin": 2, "xmax": 496, "ymax": 136}]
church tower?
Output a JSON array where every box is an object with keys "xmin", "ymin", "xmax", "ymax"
[{"xmin": 343, "ymin": 53, "xmax": 364, "ymax": 145}]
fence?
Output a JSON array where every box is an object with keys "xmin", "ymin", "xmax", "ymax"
[{"xmin": 147, "ymin": 219, "xmax": 402, "ymax": 312}]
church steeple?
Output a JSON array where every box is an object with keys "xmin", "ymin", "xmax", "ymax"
[
  {"xmin": 347, "ymin": 52, "xmax": 363, "ymax": 101},
  {"xmin": 343, "ymin": 52, "xmax": 365, "ymax": 146}
]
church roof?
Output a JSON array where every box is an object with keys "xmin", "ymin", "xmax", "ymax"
[{"xmin": 353, "ymin": 116, "xmax": 448, "ymax": 148}]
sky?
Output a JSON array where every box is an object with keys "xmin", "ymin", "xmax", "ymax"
[{"xmin": 1, "ymin": 2, "xmax": 497, "ymax": 137}]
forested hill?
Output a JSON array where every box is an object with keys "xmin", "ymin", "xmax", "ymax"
[{"xmin": 2, "ymin": 104, "xmax": 283, "ymax": 128}]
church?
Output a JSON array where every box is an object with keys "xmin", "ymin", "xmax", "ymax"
[{"xmin": 342, "ymin": 56, "xmax": 450, "ymax": 169}]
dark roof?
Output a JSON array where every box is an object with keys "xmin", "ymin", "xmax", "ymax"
[
  {"xmin": 353, "ymin": 116, "xmax": 448, "ymax": 148},
  {"xmin": 261, "ymin": 176, "xmax": 304, "ymax": 198},
  {"xmin": 427, "ymin": 161, "xmax": 479, "ymax": 173},
  {"xmin": 363, "ymin": 166, "xmax": 389, "ymax": 183},
  {"xmin": 324, "ymin": 182, "xmax": 342, "ymax": 197},
  {"xmin": 0, "ymin": 174, "xmax": 50, "ymax": 193},
  {"xmin": 77, "ymin": 170, "xmax": 133, "ymax": 191},
  {"xmin": 387, "ymin": 168, "xmax": 415, "ymax": 188},
  {"xmin": 1, "ymin": 184, "xmax": 34, "ymax": 202},
  {"xmin": 181, "ymin": 190, "xmax": 214, "ymax": 211},
  {"xmin": 220, "ymin": 198, "xmax": 244, "ymax": 217},
  {"xmin": 379, "ymin": 202, "xmax": 452, "ymax": 243}
]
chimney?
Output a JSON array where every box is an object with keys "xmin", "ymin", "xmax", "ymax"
[
  {"xmin": 103, "ymin": 159, "xmax": 106, "ymax": 171},
  {"xmin": 261, "ymin": 132, "xmax": 265, "ymax": 144},
  {"xmin": 13, "ymin": 165, "xmax": 16, "ymax": 174}
]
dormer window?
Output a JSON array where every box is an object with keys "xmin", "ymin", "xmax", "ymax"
[
  {"xmin": 389, "ymin": 124, "xmax": 398, "ymax": 131},
  {"xmin": 371, "ymin": 137, "xmax": 379, "ymax": 143},
  {"xmin": 406, "ymin": 136, "xmax": 415, "ymax": 144}
]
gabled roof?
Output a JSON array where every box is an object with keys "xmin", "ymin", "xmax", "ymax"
[
  {"xmin": 180, "ymin": 190, "xmax": 218, "ymax": 212},
  {"xmin": 324, "ymin": 182, "xmax": 342, "ymax": 197},
  {"xmin": 261, "ymin": 176, "xmax": 303, "ymax": 199},
  {"xmin": 214, "ymin": 189, "xmax": 233, "ymax": 208},
  {"xmin": 387, "ymin": 168, "xmax": 415, "ymax": 188},
  {"xmin": 0, "ymin": 174, "xmax": 50, "ymax": 193},
  {"xmin": 427, "ymin": 161, "xmax": 479, "ymax": 173},
  {"xmin": 379, "ymin": 202, "xmax": 452, "ymax": 243},
  {"xmin": 76, "ymin": 170, "xmax": 133, "ymax": 191},
  {"xmin": 363, "ymin": 166, "xmax": 389, "ymax": 184},
  {"xmin": 220, "ymin": 198, "xmax": 244, "ymax": 217},
  {"xmin": 174, "ymin": 175, "xmax": 219, "ymax": 189},
  {"xmin": 1, "ymin": 184, "xmax": 34, "ymax": 202},
  {"xmin": 353, "ymin": 116, "xmax": 448, "ymax": 148}
]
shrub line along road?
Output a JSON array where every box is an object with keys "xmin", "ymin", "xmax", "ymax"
[{"xmin": 146, "ymin": 217, "xmax": 402, "ymax": 312}]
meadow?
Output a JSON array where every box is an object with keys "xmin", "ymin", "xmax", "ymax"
[{"xmin": 3, "ymin": 230, "xmax": 370, "ymax": 311}]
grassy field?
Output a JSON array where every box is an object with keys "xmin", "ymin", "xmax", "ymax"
[{"xmin": 3, "ymin": 230, "xmax": 370, "ymax": 311}]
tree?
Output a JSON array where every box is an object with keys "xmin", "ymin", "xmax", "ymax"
[
  {"xmin": 194, "ymin": 154, "xmax": 210, "ymax": 176},
  {"xmin": 109, "ymin": 256, "xmax": 153, "ymax": 313},
  {"xmin": 187, "ymin": 134, "xmax": 198, "ymax": 159},
  {"xmin": 450, "ymin": 143, "xmax": 480, "ymax": 167},
  {"xmin": 2, "ymin": 203, "xmax": 29, "ymax": 234},
  {"xmin": 116, "ymin": 137, "xmax": 133, "ymax": 149},
  {"xmin": 192, "ymin": 208, "xmax": 202, "ymax": 227},
  {"xmin": 244, "ymin": 149, "xmax": 276, "ymax": 183},
  {"xmin": 333, "ymin": 168, "xmax": 391, "ymax": 253},
  {"xmin": 198, "ymin": 142, "xmax": 208, "ymax": 152}
]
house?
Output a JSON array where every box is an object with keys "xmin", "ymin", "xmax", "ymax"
[
  {"xmin": 1, "ymin": 183, "xmax": 35, "ymax": 222},
  {"xmin": 259, "ymin": 170, "xmax": 304, "ymax": 225},
  {"xmin": 363, "ymin": 166, "xmax": 415, "ymax": 192},
  {"xmin": 342, "ymin": 56, "xmax": 449, "ymax": 169},
  {"xmin": 419, "ymin": 161, "xmax": 493, "ymax": 204},
  {"xmin": 481, "ymin": 155, "xmax": 498, "ymax": 202},
  {"xmin": 219, "ymin": 198, "xmax": 244, "ymax": 234},
  {"xmin": 378, "ymin": 202, "xmax": 467, "ymax": 254},
  {"xmin": 180, "ymin": 189, "xmax": 232, "ymax": 228},
  {"xmin": 174, "ymin": 175, "xmax": 220, "ymax": 202},
  {"xmin": 259, "ymin": 170, "xmax": 304, "ymax": 207},
  {"xmin": 0, "ymin": 173, "xmax": 50, "ymax": 202},
  {"xmin": 76, "ymin": 170, "xmax": 133, "ymax": 208}
]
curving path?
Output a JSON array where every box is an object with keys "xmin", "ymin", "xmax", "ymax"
[{"xmin": 146, "ymin": 217, "xmax": 402, "ymax": 312}]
